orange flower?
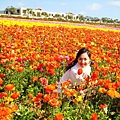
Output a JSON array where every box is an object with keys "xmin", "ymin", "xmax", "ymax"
[
  {"xmin": 32, "ymin": 93, "xmax": 42, "ymax": 103},
  {"xmin": 44, "ymin": 84, "xmax": 56, "ymax": 93},
  {"xmin": 51, "ymin": 92, "xmax": 59, "ymax": 98},
  {"xmin": 106, "ymin": 89, "xmax": 114, "ymax": 98},
  {"xmin": 61, "ymin": 79, "xmax": 72, "ymax": 89},
  {"xmin": 91, "ymin": 71, "xmax": 99, "ymax": 81},
  {"xmin": 104, "ymin": 82, "xmax": 111, "ymax": 89},
  {"xmin": 5, "ymin": 84, "xmax": 15, "ymax": 91},
  {"xmin": 107, "ymin": 88, "xmax": 120, "ymax": 98},
  {"xmin": 49, "ymin": 98, "xmax": 61, "ymax": 107},
  {"xmin": 98, "ymin": 87, "xmax": 107, "ymax": 93},
  {"xmin": 11, "ymin": 105, "xmax": 18, "ymax": 112},
  {"xmin": 0, "ymin": 92, "xmax": 8, "ymax": 99},
  {"xmin": 36, "ymin": 93, "xmax": 42, "ymax": 99},
  {"xmin": 0, "ymin": 73, "xmax": 4, "ymax": 78},
  {"xmin": 55, "ymin": 113, "xmax": 64, "ymax": 120},
  {"xmin": 69, "ymin": 89, "xmax": 77, "ymax": 96},
  {"xmin": 90, "ymin": 113, "xmax": 98, "ymax": 120},
  {"xmin": 75, "ymin": 86, "xmax": 84, "ymax": 91},
  {"xmin": 114, "ymin": 90, "xmax": 120, "ymax": 98},
  {"xmin": 96, "ymin": 79, "xmax": 104, "ymax": 86},
  {"xmin": 43, "ymin": 94, "xmax": 50, "ymax": 102},
  {"xmin": 64, "ymin": 89, "xmax": 71, "ymax": 97},
  {"xmin": 32, "ymin": 76, "xmax": 38, "ymax": 82},
  {"xmin": 28, "ymin": 93, "xmax": 33, "ymax": 98},
  {"xmin": 0, "ymin": 78, "xmax": 3, "ymax": 85},
  {"xmin": 100, "ymin": 104, "xmax": 107, "ymax": 109},
  {"xmin": 11, "ymin": 91, "xmax": 20, "ymax": 99},
  {"xmin": 78, "ymin": 68, "xmax": 83, "ymax": 75},
  {"xmin": 48, "ymin": 68, "xmax": 55, "ymax": 75},
  {"xmin": 0, "ymin": 104, "xmax": 18, "ymax": 120},
  {"xmin": 17, "ymin": 67, "xmax": 24, "ymax": 72},
  {"xmin": 92, "ymin": 61, "xmax": 98, "ymax": 69}
]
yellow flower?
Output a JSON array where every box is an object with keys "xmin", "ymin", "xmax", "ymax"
[
  {"xmin": 73, "ymin": 95, "xmax": 82, "ymax": 104},
  {"xmin": 86, "ymin": 105, "xmax": 90, "ymax": 110},
  {"xmin": 76, "ymin": 96, "xmax": 82, "ymax": 102},
  {"xmin": 4, "ymin": 97, "xmax": 14, "ymax": 104},
  {"xmin": 27, "ymin": 39, "xmax": 32, "ymax": 44}
]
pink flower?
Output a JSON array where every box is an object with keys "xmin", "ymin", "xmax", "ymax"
[
  {"xmin": 37, "ymin": 64, "xmax": 44, "ymax": 71},
  {"xmin": 16, "ymin": 57, "xmax": 22, "ymax": 62},
  {"xmin": 39, "ymin": 77, "xmax": 48, "ymax": 86}
]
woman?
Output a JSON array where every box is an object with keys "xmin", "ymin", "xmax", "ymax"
[{"xmin": 58, "ymin": 47, "xmax": 91, "ymax": 92}]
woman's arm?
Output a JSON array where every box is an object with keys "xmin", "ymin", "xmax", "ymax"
[{"xmin": 57, "ymin": 70, "xmax": 70, "ymax": 93}]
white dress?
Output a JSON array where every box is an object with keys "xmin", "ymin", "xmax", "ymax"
[{"xmin": 58, "ymin": 63, "xmax": 91, "ymax": 92}]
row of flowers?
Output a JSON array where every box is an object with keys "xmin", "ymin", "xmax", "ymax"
[{"xmin": 0, "ymin": 18, "xmax": 120, "ymax": 119}]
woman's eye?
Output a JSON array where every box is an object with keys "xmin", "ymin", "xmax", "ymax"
[{"xmin": 79, "ymin": 58, "xmax": 87, "ymax": 61}]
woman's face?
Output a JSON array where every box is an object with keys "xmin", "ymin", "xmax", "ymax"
[{"xmin": 77, "ymin": 52, "xmax": 90, "ymax": 68}]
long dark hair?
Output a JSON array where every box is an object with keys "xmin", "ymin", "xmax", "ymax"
[{"xmin": 66, "ymin": 47, "xmax": 91, "ymax": 71}]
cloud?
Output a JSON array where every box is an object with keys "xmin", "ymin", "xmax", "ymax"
[
  {"xmin": 60, "ymin": 2, "xmax": 67, "ymax": 6},
  {"xmin": 108, "ymin": 1, "xmax": 120, "ymax": 6},
  {"xmin": 17, "ymin": 2, "xmax": 24, "ymax": 7},
  {"xmin": 79, "ymin": 11, "xmax": 86, "ymax": 16},
  {"xmin": 86, "ymin": 3, "xmax": 102, "ymax": 10}
]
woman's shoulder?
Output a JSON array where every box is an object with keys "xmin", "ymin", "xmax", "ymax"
[
  {"xmin": 70, "ymin": 64, "xmax": 79, "ymax": 73},
  {"xmin": 87, "ymin": 65, "xmax": 91, "ymax": 70},
  {"xmin": 84, "ymin": 65, "xmax": 91, "ymax": 71},
  {"xmin": 83, "ymin": 65, "xmax": 91, "ymax": 76}
]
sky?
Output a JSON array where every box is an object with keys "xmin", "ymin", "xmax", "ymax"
[{"xmin": 0, "ymin": 0, "xmax": 120, "ymax": 20}]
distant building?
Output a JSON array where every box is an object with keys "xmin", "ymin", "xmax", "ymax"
[
  {"xmin": 0, "ymin": 7, "xmax": 77, "ymax": 21},
  {"xmin": 0, "ymin": 10, "xmax": 5, "ymax": 14}
]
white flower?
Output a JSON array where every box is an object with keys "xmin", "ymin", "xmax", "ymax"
[{"xmin": 103, "ymin": 106, "xmax": 108, "ymax": 114}]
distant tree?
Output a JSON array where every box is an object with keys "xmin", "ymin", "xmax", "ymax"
[
  {"xmin": 116, "ymin": 20, "xmax": 120, "ymax": 23},
  {"xmin": 107, "ymin": 18, "xmax": 114, "ymax": 23},
  {"xmin": 26, "ymin": 8, "xmax": 33, "ymax": 16},
  {"xmin": 37, "ymin": 12, "xmax": 41, "ymax": 17},
  {"xmin": 5, "ymin": 6, "xmax": 17, "ymax": 15},
  {"xmin": 112, "ymin": 19, "xmax": 119, "ymax": 27},
  {"xmin": 32, "ymin": 11, "xmax": 36, "ymax": 16},
  {"xmin": 101, "ymin": 17, "xmax": 108, "ymax": 23},
  {"xmin": 114, "ymin": 19, "xmax": 119, "ymax": 23},
  {"xmin": 92, "ymin": 17, "xmax": 100, "ymax": 23},
  {"xmin": 41, "ymin": 12, "xmax": 48, "ymax": 17},
  {"xmin": 76, "ymin": 14, "xmax": 85, "ymax": 22},
  {"xmin": 61, "ymin": 14, "xmax": 64, "ymax": 17},
  {"xmin": 65, "ymin": 15, "xmax": 73, "ymax": 20},
  {"xmin": 22, "ymin": 9, "xmax": 27, "ymax": 15},
  {"xmin": 54, "ymin": 13, "xmax": 61, "ymax": 18},
  {"xmin": 84, "ymin": 16, "xmax": 93, "ymax": 23},
  {"xmin": 65, "ymin": 12, "xmax": 74, "ymax": 20}
]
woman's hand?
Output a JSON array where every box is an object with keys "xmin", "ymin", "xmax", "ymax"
[{"xmin": 82, "ymin": 73, "xmax": 89, "ymax": 79}]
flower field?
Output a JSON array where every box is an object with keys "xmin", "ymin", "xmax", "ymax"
[{"xmin": 0, "ymin": 18, "xmax": 120, "ymax": 120}]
